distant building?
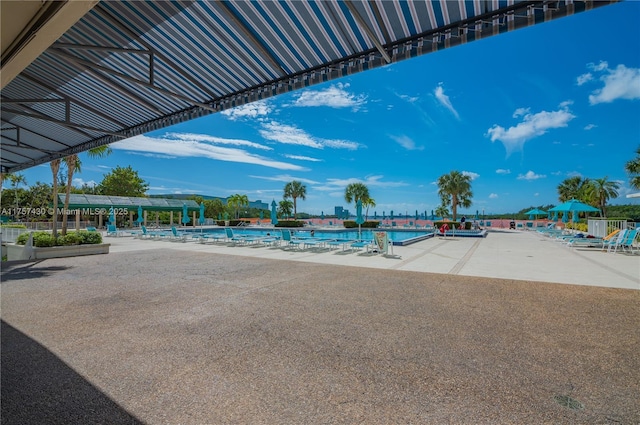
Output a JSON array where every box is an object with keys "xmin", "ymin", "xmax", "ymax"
[{"xmin": 334, "ymin": 206, "xmax": 350, "ymax": 218}]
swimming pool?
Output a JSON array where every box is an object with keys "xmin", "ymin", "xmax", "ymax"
[{"xmin": 186, "ymin": 227, "xmax": 436, "ymax": 245}]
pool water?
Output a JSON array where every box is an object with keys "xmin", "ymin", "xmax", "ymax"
[{"xmin": 187, "ymin": 227, "xmax": 435, "ymax": 245}]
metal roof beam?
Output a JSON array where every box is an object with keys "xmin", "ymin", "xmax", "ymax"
[
  {"xmin": 1, "ymin": 107, "xmax": 127, "ymax": 138},
  {"xmin": 50, "ymin": 48, "xmax": 218, "ymax": 112},
  {"xmin": 343, "ymin": 1, "xmax": 391, "ymax": 64},
  {"xmin": 1, "ymin": 118, "xmax": 73, "ymax": 149},
  {"xmin": 20, "ymin": 72, "xmax": 129, "ymax": 128},
  {"xmin": 94, "ymin": 4, "xmax": 219, "ymax": 98}
]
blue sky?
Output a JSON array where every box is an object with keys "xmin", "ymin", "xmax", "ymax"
[{"xmin": 21, "ymin": 1, "xmax": 640, "ymax": 215}]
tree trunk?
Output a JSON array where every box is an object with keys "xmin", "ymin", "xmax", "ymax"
[
  {"xmin": 50, "ymin": 160, "xmax": 60, "ymax": 238},
  {"xmin": 61, "ymin": 156, "xmax": 76, "ymax": 235}
]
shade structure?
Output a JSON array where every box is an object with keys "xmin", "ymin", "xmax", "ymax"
[
  {"xmin": 136, "ymin": 205, "xmax": 143, "ymax": 224},
  {"xmin": 270, "ymin": 200, "xmax": 278, "ymax": 225},
  {"xmin": 562, "ymin": 212, "xmax": 569, "ymax": 223},
  {"xmin": 181, "ymin": 203, "xmax": 190, "ymax": 225},
  {"xmin": 525, "ymin": 208, "xmax": 548, "ymax": 219},
  {"xmin": 198, "ymin": 203, "xmax": 205, "ymax": 225},
  {"xmin": 549, "ymin": 199, "xmax": 599, "ymax": 213}
]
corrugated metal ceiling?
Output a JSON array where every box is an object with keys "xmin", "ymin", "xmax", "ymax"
[{"xmin": 1, "ymin": 0, "xmax": 615, "ymax": 173}]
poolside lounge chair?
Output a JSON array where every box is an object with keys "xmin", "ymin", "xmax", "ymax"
[
  {"xmin": 280, "ymin": 229, "xmax": 305, "ymax": 249},
  {"xmin": 224, "ymin": 227, "xmax": 250, "ymax": 244},
  {"xmin": 609, "ymin": 229, "xmax": 638, "ymax": 254},
  {"xmin": 106, "ymin": 224, "xmax": 123, "ymax": 237},
  {"xmin": 604, "ymin": 229, "xmax": 629, "ymax": 253},
  {"xmin": 170, "ymin": 226, "xmax": 188, "ymax": 242},
  {"xmin": 350, "ymin": 240, "xmax": 374, "ymax": 252}
]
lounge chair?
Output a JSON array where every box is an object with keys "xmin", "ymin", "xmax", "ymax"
[
  {"xmin": 224, "ymin": 227, "xmax": 250, "ymax": 244},
  {"xmin": 350, "ymin": 240, "xmax": 374, "ymax": 252},
  {"xmin": 604, "ymin": 229, "xmax": 629, "ymax": 253},
  {"xmin": 610, "ymin": 229, "xmax": 638, "ymax": 254},
  {"xmin": 280, "ymin": 229, "xmax": 305, "ymax": 249},
  {"xmin": 105, "ymin": 224, "xmax": 123, "ymax": 237},
  {"xmin": 170, "ymin": 226, "xmax": 188, "ymax": 242},
  {"xmin": 370, "ymin": 231, "xmax": 393, "ymax": 255}
]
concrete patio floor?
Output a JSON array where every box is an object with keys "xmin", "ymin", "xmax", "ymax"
[{"xmin": 1, "ymin": 229, "xmax": 638, "ymax": 424}]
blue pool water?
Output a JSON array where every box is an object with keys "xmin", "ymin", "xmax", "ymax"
[{"xmin": 186, "ymin": 227, "xmax": 435, "ymax": 245}]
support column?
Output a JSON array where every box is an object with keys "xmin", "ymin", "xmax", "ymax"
[
  {"xmin": 170, "ymin": 211, "xmax": 174, "ymax": 225},
  {"xmin": 75, "ymin": 211, "xmax": 80, "ymax": 230},
  {"xmin": 144, "ymin": 211, "xmax": 148, "ymax": 226},
  {"xmin": 192, "ymin": 211, "xmax": 196, "ymax": 226}
]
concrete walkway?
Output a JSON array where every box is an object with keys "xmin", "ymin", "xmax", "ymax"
[{"xmin": 107, "ymin": 229, "xmax": 639, "ymax": 289}]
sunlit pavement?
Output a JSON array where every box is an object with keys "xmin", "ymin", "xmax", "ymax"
[{"xmin": 107, "ymin": 228, "xmax": 639, "ymax": 290}]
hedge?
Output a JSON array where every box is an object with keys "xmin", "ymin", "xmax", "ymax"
[
  {"xmin": 274, "ymin": 220, "xmax": 304, "ymax": 228},
  {"xmin": 343, "ymin": 221, "xmax": 379, "ymax": 229},
  {"xmin": 16, "ymin": 230, "xmax": 103, "ymax": 247}
]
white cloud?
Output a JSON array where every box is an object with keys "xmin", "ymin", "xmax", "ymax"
[
  {"xmin": 250, "ymin": 174, "xmax": 319, "ymax": 185},
  {"xmin": 291, "ymin": 83, "xmax": 366, "ymax": 110},
  {"xmin": 590, "ymin": 61, "xmax": 609, "ymax": 72},
  {"xmin": 313, "ymin": 175, "xmax": 408, "ymax": 191},
  {"xmin": 166, "ymin": 132, "xmax": 271, "ymax": 150},
  {"xmin": 489, "ymin": 193, "xmax": 498, "ymax": 199},
  {"xmin": 576, "ymin": 73, "xmax": 593, "ymax": 86},
  {"xmin": 486, "ymin": 103, "xmax": 575, "ymax": 156},
  {"xmin": 399, "ymin": 94, "xmax": 419, "ymax": 103},
  {"xmin": 283, "ymin": 154, "xmax": 322, "ymax": 162},
  {"xmin": 584, "ymin": 124, "xmax": 597, "ymax": 130},
  {"xmin": 585, "ymin": 63, "xmax": 640, "ymax": 104},
  {"xmin": 434, "ymin": 83, "xmax": 460, "ymax": 119},
  {"xmin": 390, "ymin": 135, "xmax": 423, "ymax": 151},
  {"xmin": 496, "ymin": 169, "xmax": 511, "ymax": 174},
  {"xmin": 220, "ymin": 100, "xmax": 272, "ymax": 120},
  {"xmin": 112, "ymin": 134, "xmax": 304, "ymax": 171},
  {"xmin": 517, "ymin": 170, "xmax": 546, "ymax": 180},
  {"xmin": 513, "ymin": 108, "xmax": 530, "ymax": 118},
  {"xmin": 462, "ymin": 171, "xmax": 479, "ymax": 180},
  {"xmin": 259, "ymin": 121, "xmax": 359, "ymax": 150},
  {"xmin": 73, "ymin": 178, "xmax": 97, "ymax": 187}
]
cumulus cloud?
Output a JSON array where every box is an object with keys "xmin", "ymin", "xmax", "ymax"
[
  {"xmin": 313, "ymin": 175, "xmax": 408, "ymax": 192},
  {"xmin": 390, "ymin": 135, "xmax": 423, "ymax": 151},
  {"xmin": 584, "ymin": 62, "xmax": 640, "ymax": 104},
  {"xmin": 259, "ymin": 121, "xmax": 359, "ymax": 150},
  {"xmin": 496, "ymin": 169, "xmax": 511, "ymax": 174},
  {"xmin": 489, "ymin": 193, "xmax": 498, "ymax": 199},
  {"xmin": 220, "ymin": 100, "xmax": 272, "ymax": 120},
  {"xmin": 486, "ymin": 103, "xmax": 575, "ymax": 156},
  {"xmin": 576, "ymin": 73, "xmax": 593, "ymax": 86},
  {"xmin": 112, "ymin": 134, "xmax": 304, "ymax": 171},
  {"xmin": 462, "ymin": 171, "xmax": 479, "ymax": 180},
  {"xmin": 73, "ymin": 178, "xmax": 97, "ymax": 187},
  {"xmin": 584, "ymin": 124, "xmax": 597, "ymax": 130},
  {"xmin": 517, "ymin": 170, "xmax": 546, "ymax": 180},
  {"xmin": 434, "ymin": 83, "xmax": 460, "ymax": 119},
  {"xmin": 291, "ymin": 83, "xmax": 366, "ymax": 110}
]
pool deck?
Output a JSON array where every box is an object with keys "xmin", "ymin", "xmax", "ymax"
[
  {"xmin": 2, "ymin": 228, "xmax": 639, "ymax": 424},
  {"xmin": 109, "ymin": 228, "xmax": 639, "ymax": 289}
]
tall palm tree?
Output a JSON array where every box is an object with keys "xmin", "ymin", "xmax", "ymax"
[
  {"xmin": 437, "ymin": 171, "xmax": 472, "ymax": 221},
  {"xmin": 50, "ymin": 159, "xmax": 61, "ymax": 237},
  {"xmin": 362, "ymin": 197, "xmax": 376, "ymax": 220},
  {"xmin": 625, "ymin": 146, "xmax": 640, "ymax": 190},
  {"xmin": 557, "ymin": 176, "xmax": 590, "ymax": 203},
  {"xmin": 227, "ymin": 193, "xmax": 249, "ymax": 219},
  {"xmin": 283, "ymin": 180, "xmax": 307, "ymax": 219},
  {"xmin": 8, "ymin": 173, "xmax": 27, "ymax": 215},
  {"xmin": 61, "ymin": 145, "xmax": 112, "ymax": 235},
  {"xmin": 587, "ymin": 177, "xmax": 620, "ymax": 217},
  {"xmin": 344, "ymin": 182, "xmax": 370, "ymax": 205},
  {"xmin": 435, "ymin": 204, "xmax": 449, "ymax": 220}
]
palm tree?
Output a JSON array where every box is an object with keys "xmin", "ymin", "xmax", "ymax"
[
  {"xmin": 587, "ymin": 177, "xmax": 620, "ymax": 217},
  {"xmin": 625, "ymin": 146, "xmax": 640, "ymax": 190},
  {"xmin": 278, "ymin": 199, "xmax": 293, "ymax": 218},
  {"xmin": 435, "ymin": 204, "xmax": 449, "ymax": 220},
  {"xmin": 557, "ymin": 176, "xmax": 590, "ymax": 203},
  {"xmin": 50, "ymin": 159, "xmax": 61, "ymax": 237},
  {"xmin": 344, "ymin": 182, "xmax": 370, "ymax": 205},
  {"xmin": 437, "ymin": 171, "xmax": 472, "ymax": 221},
  {"xmin": 362, "ymin": 197, "xmax": 376, "ymax": 220},
  {"xmin": 283, "ymin": 180, "xmax": 307, "ymax": 219},
  {"xmin": 61, "ymin": 145, "xmax": 112, "ymax": 235},
  {"xmin": 227, "ymin": 194, "xmax": 249, "ymax": 219}
]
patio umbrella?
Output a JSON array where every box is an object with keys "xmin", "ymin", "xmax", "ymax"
[
  {"xmin": 562, "ymin": 212, "xmax": 569, "ymax": 223},
  {"xmin": 475, "ymin": 210, "xmax": 479, "ymax": 220},
  {"xmin": 270, "ymin": 200, "xmax": 278, "ymax": 225},
  {"xmin": 136, "ymin": 205, "xmax": 143, "ymax": 224},
  {"xmin": 552, "ymin": 211, "xmax": 558, "ymax": 221},
  {"xmin": 199, "ymin": 203, "xmax": 205, "ymax": 225},
  {"xmin": 259, "ymin": 210, "xmax": 264, "ymax": 220},
  {"xmin": 549, "ymin": 199, "xmax": 599, "ymax": 214},
  {"xmin": 109, "ymin": 208, "xmax": 116, "ymax": 226},
  {"xmin": 524, "ymin": 208, "xmax": 547, "ymax": 220},
  {"xmin": 355, "ymin": 199, "xmax": 365, "ymax": 240},
  {"xmin": 182, "ymin": 203, "xmax": 190, "ymax": 225},
  {"xmin": 321, "ymin": 211, "xmax": 325, "ymax": 221}
]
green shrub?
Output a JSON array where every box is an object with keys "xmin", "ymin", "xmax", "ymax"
[
  {"xmin": 77, "ymin": 230, "xmax": 102, "ymax": 244},
  {"xmin": 343, "ymin": 221, "xmax": 379, "ymax": 229},
  {"xmin": 1, "ymin": 223, "xmax": 27, "ymax": 229},
  {"xmin": 274, "ymin": 220, "xmax": 304, "ymax": 228},
  {"xmin": 33, "ymin": 232, "xmax": 56, "ymax": 247},
  {"xmin": 56, "ymin": 233, "xmax": 81, "ymax": 246}
]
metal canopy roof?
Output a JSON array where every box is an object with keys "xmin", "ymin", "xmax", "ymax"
[
  {"xmin": 1, "ymin": 0, "xmax": 614, "ymax": 173},
  {"xmin": 58, "ymin": 194, "xmax": 200, "ymax": 212}
]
